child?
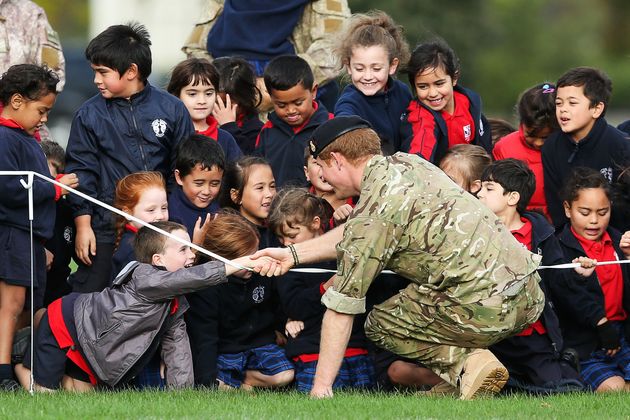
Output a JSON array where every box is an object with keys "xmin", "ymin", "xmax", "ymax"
[
  {"xmin": 170, "ymin": 134, "xmax": 225, "ymax": 239},
  {"xmin": 401, "ymin": 38, "xmax": 492, "ymax": 164},
  {"xmin": 41, "ymin": 140, "xmax": 74, "ymax": 307},
  {"xmin": 0, "ymin": 64, "xmax": 78, "ymax": 391},
  {"xmin": 542, "ymin": 67, "xmax": 630, "ymax": 229},
  {"xmin": 65, "ymin": 23, "xmax": 194, "ymax": 293},
  {"xmin": 16, "ymin": 221, "xmax": 280, "ymax": 391},
  {"xmin": 268, "ymin": 188, "xmax": 375, "ymax": 392},
  {"xmin": 220, "ymin": 156, "xmax": 279, "ymax": 249},
  {"xmin": 186, "ymin": 212, "xmax": 294, "ymax": 389},
  {"xmin": 167, "ymin": 57, "xmax": 242, "ymax": 163},
  {"xmin": 255, "ymin": 55, "xmax": 332, "ymax": 188},
  {"xmin": 334, "ymin": 10, "xmax": 411, "ymax": 154},
  {"xmin": 494, "ymin": 83, "xmax": 559, "ymax": 219},
  {"xmin": 550, "ymin": 167, "xmax": 630, "ymax": 392},
  {"xmin": 111, "ymin": 171, "xmax": 168, "ymax": 282},
  {"xmin": 476, "ymin": 159, "xmax": 584, "ymax": 394},
  {"xmin": 487, "ymin": 118, "xmax": 516, "ymax": 147},
  {"xmin": 303, "ymin": 147, "xmax": 352, "ymax": 227},
  {"xmin": 438, "ymin": 144, "xmax": 492, "ymax": 194},
  {"xmin": 212, "ymin": 57, "xmax": 264, "ymax": 155}
]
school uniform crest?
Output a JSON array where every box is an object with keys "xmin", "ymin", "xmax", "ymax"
[
  {"xmin": 463, "ymin": 124, "xmax": 472, "ymax": 141},
  {"xmin": 151, "ymin": 119, "xmax": 167, "ymax": 138},
  {"xmin": 600, "ymin": 167, "xmax": 613, "ymax": 182},
  {"xmin": 252, "ymin": 285, "xmax": 265, "ymax": 303}
]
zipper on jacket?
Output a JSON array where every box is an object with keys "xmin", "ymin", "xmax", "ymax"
[
  {"xmin": 567, "ymin": 142, "xmax": 580, "ymax": 164},
  {"xmin": 129, "ymin": 101, "xmax": 148, "ymax": 170}
]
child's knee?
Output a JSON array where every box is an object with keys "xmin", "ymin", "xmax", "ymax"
[
  {"xmin": 596, "ymin": 376, "xmax": 626, "ymax": 392},
  {"xmin": 387, "ymin": 360, "xmax": 408, "ymax": 384},
  {"xmin": 270, "ymin": 369, "xmax": 294, "ymax": 387}
]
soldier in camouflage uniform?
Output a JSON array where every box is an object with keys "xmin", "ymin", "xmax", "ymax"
[
  {"xmin": 256, "ymin": 116, "xmax": 545, "ymax": 399},
  {"xmin": 0, "ymin": 0, "xmax": 65, "ymax": 142},
  {"xmin": 0, "ymin": 0, "xmax": 65, "ymax": 89}
]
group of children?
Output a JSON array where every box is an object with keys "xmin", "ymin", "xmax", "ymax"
[{"xmin": 0, "ymin": 8, "xmax": 629, "ymax": 395}]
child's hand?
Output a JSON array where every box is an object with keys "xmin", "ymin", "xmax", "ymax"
[
  {"xmin": 160, "ymin": 360, "xmax": 166, "ymax": 380},
  {"xmin": 573, "ymin": 256, "xmax": 597, "ymax": 277},
  {"xmin": 333, "ymin": 203, "xmax": 353, "ymax": 224},
  {"xmin": 58, "ymin": 173, "xmax": 79, "ymax": 196},
  {"xmin": 75, "ymin": 216, "xmax": 96, "ymax": 265},
  {"xmin": 45, "ymin": 249, "xmax": 54, "ymax": 271},
  {"xmin": 230, "ymin": 255, "xmax": 282, "ymax": 277},
  {"xmin": 212, "ymin": 94, "xmax": 238, "ymax": 125},
  {"xmin": 620, "ymin": 231, "xmax": 630, "ymax": 258},
  {"xmin": 285, "ymin": 320, "xmax": 305, "ymax": 338},
  {"xmin": 192, "ymin": 214, "xmax": 212, "ymax": 246}
]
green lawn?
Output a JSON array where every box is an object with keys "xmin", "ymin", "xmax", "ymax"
[{"xmin": 1, "ymin": 389, "xmax": 629, "ymax": 419}]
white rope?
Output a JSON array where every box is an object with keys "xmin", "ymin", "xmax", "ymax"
[{"xmin": 0, "ymin": 171, "xmax": 250, "ymax": 271}]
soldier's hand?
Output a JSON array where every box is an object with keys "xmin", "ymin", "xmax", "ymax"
[{"xmin": 251, "ymin": 247, "xmax": 294, "ymax": 275}]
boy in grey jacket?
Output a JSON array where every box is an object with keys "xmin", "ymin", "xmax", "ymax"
[{"xmin": 16, "ymin": 221, "xmax": 280, "ymax": 391}]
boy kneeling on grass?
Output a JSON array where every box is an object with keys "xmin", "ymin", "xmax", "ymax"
[{"xmin": 14, "ymin": 221, "xmax": 280, "ymax": 391}]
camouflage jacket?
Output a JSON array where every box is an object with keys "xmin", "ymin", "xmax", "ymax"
[
  {"xmin": 322, "ymin": 153, "xmax": 542, "ymax": 314},
  {"xmin": 0, "ymin": 0, "xmax": 65, "ymax": 90},
  {"xmin": 181, "ymin": 0, "xmax": 350, "ymax": 86}
]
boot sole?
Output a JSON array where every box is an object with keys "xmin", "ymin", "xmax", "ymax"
[{"xmin": 460, "ymin": 365, "xmax": 508, "ymax": 400}]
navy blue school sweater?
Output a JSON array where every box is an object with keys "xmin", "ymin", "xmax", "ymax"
[
  {"xmin": 207, "ymin": 0, "xmax": 309, "ymax": 60},
  {"xmin": 0, "ymin": 124, "xmax": 56, "ymax": 240},
  {"xmin": 277, "ymin": 261, "xmax": 369, "ymax": 358},
  {"xmin": 110, "ymin": 226, "xmax": 136, "ymax": 283},
  {"xmin": 168, "ymin": 186, "xmax": 219, "ymax": 238},
  {"xmin": 255, "ymin": 101, "xmax": 331, "ymax": 188},
  {"xmin": 198, "ymin": 116, "xmax": 243, "ymax": 163},
  {"xmin": 400, "ymin": 85, "xmax": 493, "ymax": 164},
  {"xmin": 185, "ymin": 273, "xmax": 282, "ymax": 386},
  {"xmin": 550, "ymin": 225, "xmax": 630, "ymax": 359},
  {"xmin": 65, "ymin": 83, "xmax": 194, "ymax": 243},
  {"xmin": 335, "ymin": 78, "xmax": 412, "ymax": 155},
  {"xmin": 220, "ymin": 113, "xmax": 264, "ymax": 156},
  {"xmin": 542, "ymin": 118, "xmax": 630, "ymax": 229}
]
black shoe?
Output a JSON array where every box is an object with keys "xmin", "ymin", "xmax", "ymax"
[
  {"xmin": 560, "ymin": 348, "xmax": 580, "ymax": 373},
  {"xmin": 0, "ymin": 378, "xmax": 20, "ymax": 392},
  {"xmin": 11, "ymin": 327, "xmax": 31, "ymax": 365}
]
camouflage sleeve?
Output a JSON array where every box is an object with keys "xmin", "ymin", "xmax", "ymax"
[
  {"xmin": 292, "ymin": 0, "xmax": 350, "ymax": 86},
  {"xmin": 181, "ymin": 0, "xmax": 223, "ymax": 59},
  {"xmin": 321, "ymin": 216, "xmax": 402, "ymax": 314},
  {"xmin": 36, "ymin": 10, "xmax": 65, "ymax": 91}
]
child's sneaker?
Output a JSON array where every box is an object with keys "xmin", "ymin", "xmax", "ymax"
[
  {"xmin": 458, "ymin": 349, "xmax": 508, "ymax": 400},
  {"xmin": 0, "ymin": 378, "xmax": 20, "ymax": 392}
]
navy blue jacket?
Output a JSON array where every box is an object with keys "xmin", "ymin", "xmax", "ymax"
[
  {"xmin": 542, "ymin": 118, "xmax": 630, "ymax": 229},
  {"xmin": 0, "ymin": 125, "xmax": 56, "ymax": 240},
  {"xmin": 185, "ymin": 274, "xmax": 281, "ymax": 386},
  {"xmin": 277, "ymin": 261, "xmax": 369, "ymax": 358},
  {"xmin": 335, "ymin": 78, "xmax": 412, "ymax": 155},
  {"xmin": 168, "ymin": 186, "xmax": 219, "ymax": 238},
  {"xmin": 220, "ymin": 113, "xmax": 264, "ymax": 156},
  {"xmin": 550, "ymin": 225, "xmax": 630, "ymax": 358},
  {"xmin": 617, "ymin": 120, "xmax": 630, "ymax": 136},
  {"xmin": 111, "ymin": 228, "xmax": 135, "ymax": 283},
  {"xmin": 255, "ymin": 101, "xmax": 331, "ymax": 187},
  {"xmin": 65, "ymin": 83, "xmax": 195, "ymax": 243},
  {"xmin": 400, "ymin": 85, "xmax": 493, "ymax": 164}
]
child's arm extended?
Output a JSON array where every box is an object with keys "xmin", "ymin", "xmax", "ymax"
[
  {"xmin": 139, "ymin": 256, "xmax": 282, "ymax": 300},
  {"xmin": 160, "ymin": 314, "xmax": 194, "ymax": 389}
]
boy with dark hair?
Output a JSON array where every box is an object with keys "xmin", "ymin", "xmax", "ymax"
[
  {"xmin": 477, "ymin": 159, "xmax": 584, "ymax": 394},
  {"xmin": 255, "ymin": 55, "xmax": 332, "ymax": 187},
  {"xmin": 65, "ymin": 23, "xmax": 195, "ymax": 293},
  {"xmin": 542, "ymin": 66, "xmax": 630, "ymax": 229},
  {"xmin": 15, "ymin": 221, "xmax": 279, "ymax": 391},
  {"xmin": 170, "ymin": 134, "xmax": 226, "ymax": 238}
]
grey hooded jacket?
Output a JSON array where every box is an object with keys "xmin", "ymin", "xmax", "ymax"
[{"xmin": 73, "ymin": 261, "xmax": 227, "ymax": 387}]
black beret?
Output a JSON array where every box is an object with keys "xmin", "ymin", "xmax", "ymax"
[{"xmin": 308, "ymin": 116, "xmax": 372, "ymax": 158}]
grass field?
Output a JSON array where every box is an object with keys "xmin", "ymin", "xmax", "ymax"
[{"xmin": 1, "ymin": 389, "xmax": 629, "ymax": 419}]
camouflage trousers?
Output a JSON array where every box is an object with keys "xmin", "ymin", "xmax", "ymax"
[{"xmin": 364, "ymin": 273, "xmax": 545, "ymax": 386}]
